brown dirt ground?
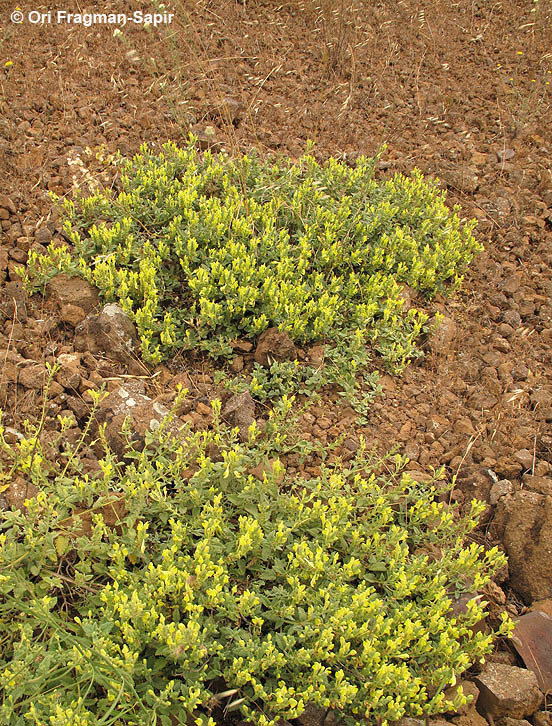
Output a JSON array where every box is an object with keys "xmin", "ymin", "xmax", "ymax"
[{"xmin": 1, "ymin": 0, "xmax": 552, "ymax": 688}]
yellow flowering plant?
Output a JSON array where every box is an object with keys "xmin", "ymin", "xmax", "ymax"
[
  {"xmin": 24, "ymin": 136, "xmax": 481, "ymax": 372},
  {"xmin": 0, "ymin": 397, "xmax": 512, "ymax": 725}
]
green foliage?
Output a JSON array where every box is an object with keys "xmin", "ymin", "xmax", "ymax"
[
  {"xmin": 0, "ymin": 398, "xmax": 512, "ymax": 726},
  {"xmin": 217, "ymin": 330, "xmax": 383, "ymax": 423},
  {"xmin": 25, "ymin": 136, "xmax": 480, "ymax": 367}
]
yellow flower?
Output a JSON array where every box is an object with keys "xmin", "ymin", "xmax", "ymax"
[
  {"xmin": 517, "ymin": 51, "xmax": 523, "ymax": 55},
  {"xmin": 4, "ymin": 61, "xmax": 13, "ymax": 68}
]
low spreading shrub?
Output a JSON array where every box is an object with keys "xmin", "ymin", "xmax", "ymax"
[
  {"xmin": 0, "ymin": 394, "xmax": 512, "ymax": 726},
  {"xmin": 216, "ymin": 334, "xmax": 382, "ymax": 423},
  {"xmin": 25, "ymin": 137, "xmax": 481, "ymax": 369}
]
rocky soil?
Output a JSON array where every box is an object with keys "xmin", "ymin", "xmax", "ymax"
[{"xmin": 1, "ymin": 0, "xmax": 552, "ymax": 722}]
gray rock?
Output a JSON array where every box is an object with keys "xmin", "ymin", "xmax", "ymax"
[
  {"xmin": 35, "ymin": 226, "xmax": 52, "ymax": 244},
  {"xmin": 96, "ymin": 384, "xmax": 178, "ymax": 458},
  {"xmin": 489, "ymin": 479, "xmax": 514, "ymax": 505},
  {"xmin": 474, "ymin": 663, "xmax": 542, "ymax": 719},
  {"xmin": 222, "ymin": 391, "xmax": 255, "ymax": 442},
  {"xmin": 75, "ymin": 303, "xmax": 139, "ymax": 363}
]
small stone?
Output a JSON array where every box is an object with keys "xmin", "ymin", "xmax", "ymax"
[
  {"xmin": 498, "ymin": 323, "xmax": 515, "ymax": 338},
  {"xmin": 0, "ymin": 248, "xmax": 7, "ymax": 283},
  {"xmin": 35, "ymin": 226, "xmax": 52, "ymax": 244},
  {"xmin": 427, "ymin": 315, "xmax": 457, "ymax": 354},
  {"xmin": 397, "ymin": 284, "xmax": 417, "ymax": 310},
  {"xmin": 535, "ymin": 407, "xmax": 552, "ymax": 422},
  {"xmin": 4, "ymin": 477, "xmax": 39, "ymax": 509},
  {"xmin": 309, "ymin": 344, "xmax": 326, "ymax": 367},
  {"xmin": 47, "ymin": 274, "xmax": 99, "ymax": 314},
  {"xmin": 74, "ymin": 303, "xmax": 139, "ymax": 363},
  {"xmin": 0, "ymin": 280, "xmax": 28, "ymax": 322},
  {"xmin": 489, "ymin": 479, "xmax": 514, "ymax": 505},
  {"xmin": 379, "ymin": 374, "xmax": 396, "ymax": 392},
  {"xmin": 18, "ymin": 364, "xmax": 48, "ymax": 389},
  {"xmin": 0, "ymin": 362, "xmax": 18, "ymax": 383},
  {"xmin": 503, "ymin": 309, "xmax": 522, "ymax": 328},
  {"xmin": 8, "ymin": 247, "xmax": 27, "ymax": 264},
  {"xmin": 0, "ymin": 194, "xmax": 16, "ymax": 214},
  {"xmin": 502, "ymin": 274, "xmax": 522, "ymax": 295},
  {"xmin": 441, "ymin": 166, "xmax": 479, "ymax": 194},
  {"xmin": 451, "ymin": 709, "xmax": 488, "ymax": 726},
  {"xmin": 494, "ymin": 336, "xmax": 511, "ymax": 353},
  {"xmin": 344, "ymin": 438, "xmax": 359, "ymax": 452},
  {"xmin": 511, "ymin": 610, "xmax": 552, "ymax": 694},
  {"xmin": 222, "ymin": 391, "xmax": 255, "ymax": 441},
  {"xmin": 95, "ymin": 386, "xmax": 177, "ymax": 459},
  {"xmin": 494, "ymin": 489, "xmax": 552, "ymax": 601},
  {"xmin": 529, "ymin": 599, "xmax": 552, "ymax": 617},
  {"xmin": 404, "ymin": 441, "xmax": 420, "ymax": 461},
  {"xmin": 192, "ymin": 125, "xmax": 222, "ymax": 151},
  {"xmin": 454, "ymin": 417, "xmax": 475, "ymax": 436},
  {"xmin": 196, "ymin": 401, "xmax": 212, "ymax": 417},
  {"xmin": 60, "ymin": 303, "xmax": 86, "ymax": 326},
  {"xmin": 16, "ymin": 236, "xmax": 31, "ymax": 252},
  {"xmin": 49, "ymin": 381, "xmax": 64, "ymax": 396},
  {"xmin": 231, "ymin": 355, "xmax": 244, "ymax": 372},
  {"xmin": 471, "ymin": 150, "xmax": 490, "ymax": 166},
  {"xmin": 66, "ymin": 396, "xmax": 89, "ymax": 420},
  {"xmin": 254, "ymin": 327, "xmax": 298, "ymax": 366},
  {"xmin": 208, "ymin": 96, "xmax": 246, "ymax": 125},
  {"xmin": 514, "ymin": 449, "xmax": 534, "ymax": 470},
  {"xmin": 497, "ymin": 148, "xmax": 515, "ymax": 162},
  {"xmin": 398, "ymin": 421, "xmax": 412, "ymax": 439},
  {"xmin": 248, "ymin": 458, "xmax": 284, "ymax": 484},
  {"xmin": 403, "ymin": 470, "xmax": 429, "ymax": 483},
  {"xmin": 474, "ymin": 662, "xmax": 543, "ymax": 719},
  {"xmin": 232, "ymin": 339, "xmax": 253, "ymax": 353}
]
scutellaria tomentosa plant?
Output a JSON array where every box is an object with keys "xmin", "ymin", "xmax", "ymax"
[
  {"xmin": 24, "ymin": 136, "xmax": 481, "ymax": 369},
  {"xmin": 0, "ymin": 396, "xmax": 512, "ymax": 726}
]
